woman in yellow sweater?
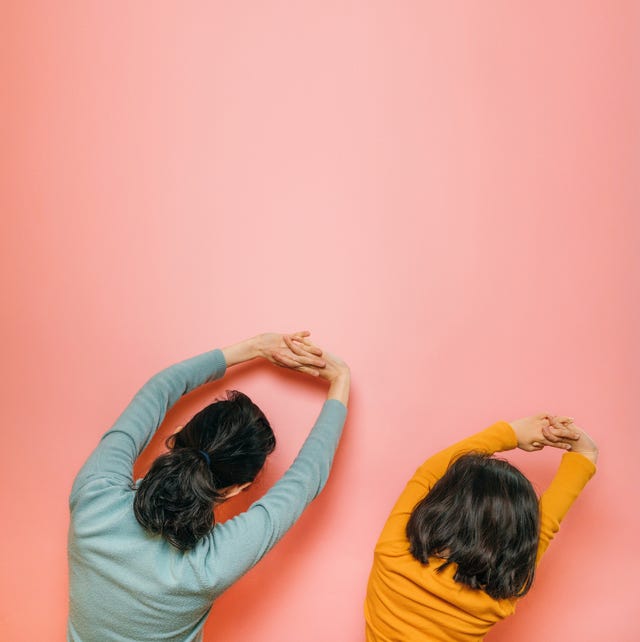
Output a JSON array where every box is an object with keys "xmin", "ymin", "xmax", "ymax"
[{"xmin": 364, "ymin": 414, "xmax": 598, "ymax": 641}]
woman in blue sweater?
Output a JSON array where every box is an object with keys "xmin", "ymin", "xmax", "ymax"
[{"xmin": 67, "ymin": 331, "xmax": 349, "ymax": 641}]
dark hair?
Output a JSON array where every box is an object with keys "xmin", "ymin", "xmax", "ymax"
[
  {"xmin": 134, "ymin": 390, "xmax": 275, "ymax": 551},
  {"xmin": 406, "ymin": 453, "xmax": 539, "ymax": 600}
]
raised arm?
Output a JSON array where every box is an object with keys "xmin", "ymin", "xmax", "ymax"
[
  {"xmin": 376, "ymin": 414, "xmax": 580, "ymax": 548},
  {"xmin": 375, "ymin": 421, "xmax": 516, "ymax": 547},
  {"xmin": 71, "ymin": 332, "xmax": 324, "ymax": 496},
  {"xmin": 205, "ymin": 349, "xmax": 351, "ymax": 590},
  {"xmin": 537, "ymin": 423, "xmax": 598, "ymax": 562}
]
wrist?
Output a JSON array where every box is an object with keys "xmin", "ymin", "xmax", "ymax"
[
  {"xmin": 571, "ymin": 447, "xmax": 599, "ymax": 465},
  {"xmin": 327, "ymin": 370, "xmax": 350, "ymax": 406},
  {"xmin": 251, "ymin": 334, "xmax": 268, "ymax": 360},
  {"xmin": 222, "ymin": 336, "xmax": 262, "ymax": 368},
  {"xmin": 329, "ymin": 366, "xmax": 350, "ymax": 384}
]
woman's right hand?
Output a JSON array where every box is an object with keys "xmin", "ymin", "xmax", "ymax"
[
  {"xmin": 319, "ymin": 350, "xmax": 350, "ymax": 406},
  {"xmin": 311, "ymin": 349, "xmax": 349, "ymax": 383},
  {"xmin": 275, "ymin": 336, "xmax": 350, "ymax": 406}
]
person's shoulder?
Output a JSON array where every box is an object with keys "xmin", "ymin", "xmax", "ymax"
[{"xmin": 70, "ymin": 475, "xmax": 134, "ymax": 516}]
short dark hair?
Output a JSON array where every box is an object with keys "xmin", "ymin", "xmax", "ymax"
[
  {"xmin": 133, "ymin": 391, "xmax": 275, "ymax": 551},
  {"xmin": 406, "ymin": 453, "xmax": 539, "ymax": 600}
]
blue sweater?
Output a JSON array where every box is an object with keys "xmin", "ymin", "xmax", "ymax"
[{"xmin": 67, "ymin": 349, "xmax": 347, "ymax": 641}]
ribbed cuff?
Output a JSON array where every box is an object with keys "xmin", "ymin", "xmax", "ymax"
[
  {"xmin": 493, "ymin": 420, "xmax": 519, "ymax": 450},
  {"xmin": 561, "ymin": 451, "xmax": 597, "ymax": 478},
  {"xmin": 210, "ymin": 348, "xmax": 228, "ymax": 378}
]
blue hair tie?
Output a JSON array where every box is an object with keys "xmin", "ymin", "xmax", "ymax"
[{"xmin": 198, "ymin": 450, "xmax": 211, "ymax": 467}]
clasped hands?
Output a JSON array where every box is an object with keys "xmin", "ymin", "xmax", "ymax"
[
  {"xmin": 510, "ymin": 414, "xmax": 598, "ymax": 463},
  {"xmin": 256, "ymin": 331, "xmax": 348, "ymax": 383}
]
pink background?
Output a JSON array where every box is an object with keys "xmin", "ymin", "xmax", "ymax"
[{"xmin": 2, "ymin": 2, "xmax": 639, "ymax": 641}]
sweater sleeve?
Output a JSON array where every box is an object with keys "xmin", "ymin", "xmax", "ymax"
[
  {"xmin": 376, "ymin": 421, "xmax": 518, "ymax": 548},
  {"xmin": 536, "ymin": 451, "xmax": 596, "ymax": 563},
  {"xmin": 202, "ymin": 399, "xmax": 347, "ymax": 592},
  {"xmin": 70, "ymin": 349, "xmax": 227, "ymax": 498}
]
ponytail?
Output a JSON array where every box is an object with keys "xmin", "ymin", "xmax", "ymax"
[
  {"xmin": 133, "ymin": 448, "xmax": 220, "ymax": 550},
  {"xmin": 134, "ymin": 391, "xmax": 275, "ymax": 550}
]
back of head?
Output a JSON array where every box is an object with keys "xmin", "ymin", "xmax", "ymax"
[
  {"xmin": 406, "ymin": 453, "xmax": 539, "ymax": 600},
  {"xmin": 134, "ymin": 391, "xmax": 275, "ymax": 550}
]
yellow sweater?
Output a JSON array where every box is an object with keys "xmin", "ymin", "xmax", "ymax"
[{"xmin": 364, "ymin": 422, "xmax": 596, "ymax": 642}]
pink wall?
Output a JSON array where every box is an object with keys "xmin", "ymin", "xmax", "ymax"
[{"xmin": 2, "ymin": 2, "xmax": 639, "ymax": 640}]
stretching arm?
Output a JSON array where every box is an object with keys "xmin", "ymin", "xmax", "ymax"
[
  {"xmin": 376, "ymin": 422, "xmax": 517, "ymax": 547},
  {"xmin": 537, "ymin": 425, "xmax": 598, "ymax": 562},
  {"xmin": 71, "ymin": 349, "xmax": 227, "ymax": 497},
  {"xmin": 203, "ymin": 352, "xmax": 350, "ymax": 590}
]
